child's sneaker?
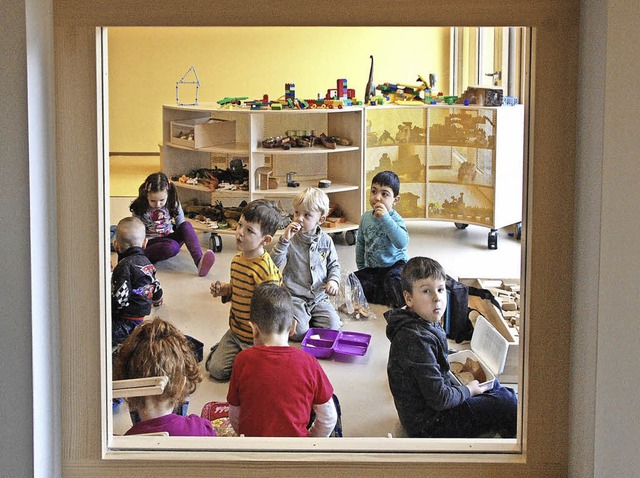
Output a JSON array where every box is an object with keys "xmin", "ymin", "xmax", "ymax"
[{"xmin": 198, "ymin": 249, "xmax": 216, "ymax": 277}]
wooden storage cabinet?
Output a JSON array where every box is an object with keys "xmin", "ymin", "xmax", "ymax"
[
  {"xmin": 365, "ymin": 104, "xmax": 524, "ymax": 248},
  {"xmin": 162, "ymin": 104, "xmax": 364, "ymax": 247}
]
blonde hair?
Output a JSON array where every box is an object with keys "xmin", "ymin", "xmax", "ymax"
[
  {"xmin": 115, "ymin": 216, "xmax": 146, "ymax": 251},
  {"xmin": 293, "ymin": 187, "xmax": 330, "ymax": 217},
  {"xmin": 113, "ymin": 317, "xmax": 202, "ymax": 412}
]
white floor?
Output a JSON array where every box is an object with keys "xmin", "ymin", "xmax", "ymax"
[{"xmin": 110, "ymin": 196, "xmax": 522, "ymax": 437}]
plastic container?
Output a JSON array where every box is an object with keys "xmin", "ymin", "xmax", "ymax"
[
  {"xmin": 301, "ymin": 329, "xmax": 340, "ymax": 359},
  {"xmin": 301, "ymin": 328, "xmax": 371, "ymax": 360},
  {"xmin": 333, "ymin": 331, "xmax": 371, "ymax": 357},
  {"xmin": 448, "ymin": 315, "xmax": 508, "ymax": 388}
]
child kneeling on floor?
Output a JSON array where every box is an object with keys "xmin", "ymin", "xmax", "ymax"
[
  {"xmin": 114, "ymin": 317, "xmax": 216, "ymax": 436},
  {"xmin": 227, "ymin": 283, "xmax": 337, "ymax": 437},
  {"xmin": 385, "ymin": 256, "xmax": 517, "ymax": 438}
]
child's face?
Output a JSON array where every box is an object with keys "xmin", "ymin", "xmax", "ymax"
[
  {"xmin": 292, "ymin": 205, "xmax": 325, "ymax": 234},
  {"xmin": 235, "ymin": 215, "xmax": 271, "ymax": 257},
  {"xmin": 369, "ymin": 183, "xmax": 399, "ymax": 214},
  {"xmin": 147, "ymin": 190, "xmax": 168, "ymax": 209},
  {"xmin": 403, "ymin": 276, "xmax": 447, "ymax": 324}
]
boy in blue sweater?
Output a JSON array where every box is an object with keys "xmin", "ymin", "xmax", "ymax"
[{"xmin": 355, "ymin": 171, "xmax": 409, "ymax": 308}]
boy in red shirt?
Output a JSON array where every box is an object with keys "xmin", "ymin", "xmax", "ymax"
[{"xmin": 227, "ymin": 283, "xmax": 337, "ymax": 437}]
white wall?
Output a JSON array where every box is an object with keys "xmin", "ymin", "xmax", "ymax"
[{"xmin": 571, "ymin": 0, "xmax": 640, "ymax": 476}]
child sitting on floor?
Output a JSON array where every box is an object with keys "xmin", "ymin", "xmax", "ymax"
[
  {"xmin": 385, "ymin": 256, "xmax": 517, "ymax": 438},
  {"xmin": 111, "ymin": 216, "xmax": 163, "ymax": 350},
  {"xmin": 355, "ymin": 171, "xmax": 409, "ymax": 309},
  {"xmin": 227, "ymin": 283, "xmax": 337, "ymax": 437},
  {"xmin": 270, "ymin": 187, "xmax": 341, "ymax": 341},
  {"xmin": 113, "ymin": 317, "xmax": 216, "ymax": 436},
  {"xmin": 129, "ymin": 172, "xmax": 215, "ymax": 277}
]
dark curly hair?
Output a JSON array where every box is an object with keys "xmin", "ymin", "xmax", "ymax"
[{"xmin": 371, "ymin": 170, "xmax": 400, "ymax": 197}]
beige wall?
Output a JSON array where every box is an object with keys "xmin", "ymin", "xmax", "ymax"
[
  {"xmin": 108, "ymin": 27, "xmax": 450, "ymax": 152},
  {"xmin": 54, "ymin": 0, "xmax": 580, "ymax": 475}
]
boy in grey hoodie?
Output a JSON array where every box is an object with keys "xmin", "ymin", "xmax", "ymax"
[
  {"xmin": 385, "ymin": 256, "xmax": 517, "ymax": 438},
  {"xmin": 271, "ymin": 188, "xmax": 341, "ymax": 341}
]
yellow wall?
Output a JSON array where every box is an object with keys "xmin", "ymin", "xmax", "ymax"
[{"xmin": 108, "ymin": 26, "xmax": 450, "ymax": 152}]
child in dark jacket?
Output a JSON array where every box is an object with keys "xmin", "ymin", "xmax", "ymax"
[
  {"xmin": 111, "ymin": 216, "xmax": 163, "ymax": 349},
  {"xmin": 385, "ymin": 256, "xmax": 517, "ymax": 438}
]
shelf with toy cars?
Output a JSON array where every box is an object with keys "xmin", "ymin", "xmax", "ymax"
[
  {"xmin": 364, "ymin": 103, "xmax": 524, "ymax": 249},
  {"xmin": 162, "ymin": 104, "xmax": 364, "ymax": 250}
]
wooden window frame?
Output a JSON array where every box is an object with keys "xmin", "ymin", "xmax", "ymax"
[{"xmin": 55, "ymin": 1, "xmax": 578, "ymax": 476}]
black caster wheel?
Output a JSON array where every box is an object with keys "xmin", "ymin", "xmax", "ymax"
[
  {"xmin": 488, "ymin": 229, "xmax": 498, "ymax": 249},
  {"xmin": 454, "ymin": 222, "xmax": 469, "ymax": 230},
  {"xmin": 515, "ymin": 222, "xmax": 522, "ymax": 240},
  {"xmin": 345, "ymin": 229, "xmax": 357, "ymax": 246},
  {"xmin": 209, "ymin": 233, "xmax": 223, "ymax": 252}
]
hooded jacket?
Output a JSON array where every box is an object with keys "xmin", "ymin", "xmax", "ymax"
[
  {"xmin": 270, "ymin": 226, "xmax": 340, "ymax": 303},
  {"xmin": 385, "ymin": 307, "xmax": 470, "ymax": 437}
]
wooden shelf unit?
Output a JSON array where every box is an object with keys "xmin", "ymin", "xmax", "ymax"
[
  {"xmin": 364, "ymin": 104, "xmax": 524, "ymax": 248},
  {"xmin": 162, "ymin": 104, "xmax": 364, "ymax": 244}
]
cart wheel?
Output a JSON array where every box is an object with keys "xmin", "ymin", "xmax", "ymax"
[
  {"xmin": 345, "ymin": 229, "xmax": 357, "ymax": 246},
  {"xmin": 488, "ymin": 229, "xmax": 498, "ymax": 249},
  {"xmin": 515, "ymin": 222, "xmax": 522, "ymax": 240},
  {"xmin": 209, "ymin": 233, "xmax": 223, "ymax": 252},
  {"xmin": 454, "ymin": 222, "xmax": 469, "ymax": 230}
]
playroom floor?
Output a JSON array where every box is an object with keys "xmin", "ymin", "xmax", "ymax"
[{"xmin": 109, "ymin": 156, "xmax": 522, "ymax": 437}]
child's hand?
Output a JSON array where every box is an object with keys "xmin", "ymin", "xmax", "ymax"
[
  {"xmin": 282, "ymin": 221, "xmax": 302, "ymax": 241},
  {"xmin": 210, "ymin": 281, "xmax": 230, "ymax": 299},
  {"xmin": 466, "ymin": 380, "xmax": 490, "ymax": 397},
  {"xmin": 152, "ymin": 298, "xmax": 164, "ymax": 307},
  {"xmin": 372, "ymin": 201, "xmax": 389, "ymax": 218},
  {"xmin": 325, "ymin": 280, "xmax": 339, "ymax": 296}
]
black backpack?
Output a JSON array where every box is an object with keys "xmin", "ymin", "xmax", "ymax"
[{"xmin": 445, "ymin": 276, "xmax": 502, "ymax": 343}]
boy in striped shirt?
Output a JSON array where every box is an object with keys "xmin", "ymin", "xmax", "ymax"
[{"xmin": 205, "ymin": 199, "xmax": 282, "ymax": 381}]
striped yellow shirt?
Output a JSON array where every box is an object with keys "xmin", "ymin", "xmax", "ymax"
[{"xmin": 228, "ymin": 251, "xmax": 281, "ymax": 343}]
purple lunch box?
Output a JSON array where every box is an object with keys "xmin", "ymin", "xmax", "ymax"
[{"xmin": 301, "ymin": 328, "xmax": 371, "ymax": 360}]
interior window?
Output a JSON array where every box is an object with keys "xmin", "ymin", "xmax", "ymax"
[{"xmin": 104, "ymin": 25, "xmax": 528, "ymax": 454}]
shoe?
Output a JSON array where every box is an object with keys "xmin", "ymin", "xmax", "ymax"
[
  {"xmin": 319, "ymin": 133, "xmax": 336, "ymax": 149},
  {"xmin": 198, "ymin": 249, "xmax": 216, "ymax": 277}
]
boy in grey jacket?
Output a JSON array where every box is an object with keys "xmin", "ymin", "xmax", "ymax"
[{"xmin": 270, "ymin": 188, "xmax": 341, "ymax": 341}]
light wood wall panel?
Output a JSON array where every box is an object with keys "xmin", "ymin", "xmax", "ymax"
[{"xmin": 54, "ymin": 0, "xmax": 579, "ymax": 476}]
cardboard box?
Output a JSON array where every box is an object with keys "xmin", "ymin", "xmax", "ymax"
[
  {"xmin": 449, "ymin": 316, "xmax": 508, "ymax": 388},
  {"xmin": 170, "ymin": 118, "xmax": 235, "ymax": 149}
]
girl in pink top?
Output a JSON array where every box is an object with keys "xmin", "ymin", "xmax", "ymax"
[{"xmin": 114, "ymin": 317, "xmax": 215, "ymax": 436}]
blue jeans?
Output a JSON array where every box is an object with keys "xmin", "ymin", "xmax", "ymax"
[
  {"xmin": 112, "ymin": 317, "xmax": 142, "ymax": 349},
  {"xmin": 426, "ymin": 379, "xmax": 518, "ymax": 438}
]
